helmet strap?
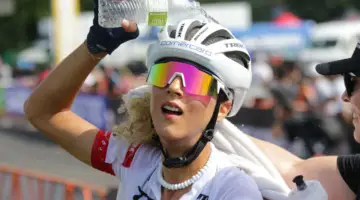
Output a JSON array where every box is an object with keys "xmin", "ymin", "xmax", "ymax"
[{"xmin": 156, "ymin": 91, "xmax": 226, "ymax": 168}]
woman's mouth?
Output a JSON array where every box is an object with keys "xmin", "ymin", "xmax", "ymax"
[{"xmin": 161, "ymin": 102, "xmax": 183, "ymax": 119}]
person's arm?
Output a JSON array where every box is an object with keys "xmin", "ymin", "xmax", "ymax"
[
  {"xmin": 24, "ymin": 1, "xmax": 139, "ymax": 167},
  {"xmin": 24, "ymin": 43, "xmax": 105, "ymax": 165},
  {"xmin": 286, "ymin": 156, "xmax": 355, "ymax": 200},
  {"xmin": 250, "ymin": 137, "xmax": 303, "ymax": 180},
  {"xmin": 250, "ymin": 137, "xmax": 356, "ymax": 200}
]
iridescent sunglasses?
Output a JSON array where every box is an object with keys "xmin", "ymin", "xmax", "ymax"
[{"xmin": 146, "ymin": 61, "xmax": 233, "ymax": 104}]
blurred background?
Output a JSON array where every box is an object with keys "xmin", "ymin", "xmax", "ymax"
[{"xmin": 1, "ymin": 0, "xmax": 360, "ymax": 199}]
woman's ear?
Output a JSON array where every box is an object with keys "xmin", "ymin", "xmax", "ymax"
[{"xmin": 217, "ymin": 100, "xmax": 232, "ymax": 121}]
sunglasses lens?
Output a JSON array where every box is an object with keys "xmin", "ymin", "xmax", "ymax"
[{"xmin": 147, "ymin": 61, "xmax": 218, "ymax": 97}]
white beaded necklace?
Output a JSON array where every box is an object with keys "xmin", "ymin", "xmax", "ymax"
[{"xmin": 157, "ymin": 145, "xmax": 214, "ymax": 191}]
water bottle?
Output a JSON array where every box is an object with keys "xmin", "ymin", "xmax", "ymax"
[
  {"xmin": 98, "ymin": 0, "xmax": 217, "ymax": 28},
  {"xmin": 287, "ymin": 175, "xmax": 328, "ymax": 200}
]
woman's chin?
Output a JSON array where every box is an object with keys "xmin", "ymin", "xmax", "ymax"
[
  {"xmin": 157, "ymin": 131, "xmax": 185, "ymax": 142},
  {"xmin": 154, "ymin": 121, "xmax": 182, "ymax": 137}
]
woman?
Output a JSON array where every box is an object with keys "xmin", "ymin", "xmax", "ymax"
[
  {"xmin": 250, "ymin": 42, "xmax": 360, "ymax": 200},
  {"xmin": 23, "ymin": 1, "xmax": 262, "ymax": 199}
]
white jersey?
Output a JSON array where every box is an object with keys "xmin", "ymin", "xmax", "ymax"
[{"xmin": 91, "ymin": 131, "xmax": 262, "ymax": 200}]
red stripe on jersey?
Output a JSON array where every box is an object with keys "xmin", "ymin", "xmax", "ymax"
[
  {"xmin": 122, "ymin": 144, "xmax": 141, "ymax": 168},
  {"xmin": 91, "ymin": 130, "xmax": 115, "ymax": 176}
]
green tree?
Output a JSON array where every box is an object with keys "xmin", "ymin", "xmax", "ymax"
[
  {"xmin": 0, "ymin": 0, "xmax": 50, "ymax": 53},
  {"xmin": 80, "ymin": 0, "xmax": 94, "ymax": 11},
  {"xmin": 0, "ymin": 0, "xmax": 93, "ymax": 54},
  {"xmin": 286, "ymin": 0, "xmax": 352, "ymax": 22},
  {"xmin": 200, "ymin": 0, "xmax": 360, "ymax": 22},
  {"xmin": 1, "ymin": 0, "xmax": 360, "ymax": 56}
]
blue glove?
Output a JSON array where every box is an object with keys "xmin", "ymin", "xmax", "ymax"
[{"xmin": 86, "ymin": 0, "xmax": 140, "ymax": 55}]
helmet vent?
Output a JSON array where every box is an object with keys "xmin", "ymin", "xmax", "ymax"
[
  {"xmin": 185, "ymin": 25, "xmax": 204, "ymax": 41},
  {"xmin": 202, "ymin": 30, "xmax": 232, "ymax": 45},
  {"xmin": 224, "ymin": 52, "xmax": 249, "ymax": 69},
  {"xmin": 169, "ymin": 30, "xmax": 176, "ymax": 39}
]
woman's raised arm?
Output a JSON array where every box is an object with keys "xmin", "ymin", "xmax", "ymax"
[
  {"xmin": 24, "ymin": 0, "xmax": 139, "ymax": 166},
  {"xmin": 24, "ymin": 42, "xmax": 106, "ymax": 165}
]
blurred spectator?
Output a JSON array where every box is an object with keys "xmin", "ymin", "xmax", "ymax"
[
  {"xmin": 81, "ymin": 73, "xmax": 98, "ymax": 94},
  {"xmin": 252, "ymin": 52, "xmax": 274, "ymax": 85},
  {"xmin": 0, "ymin": 57, "xmax": 13, "ymax": 88},
  {"xmin": 96, "ymin": 61, "xmax": 147, "ymax": 126}
]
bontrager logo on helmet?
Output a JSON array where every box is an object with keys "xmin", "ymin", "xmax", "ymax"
[
  {"xmin": 193, "ymin": 27, "xmax": 209, "ymax": 41},
  {"xmin": 160, "ymin": 40, "xmax": 213, "ymax": 56}
]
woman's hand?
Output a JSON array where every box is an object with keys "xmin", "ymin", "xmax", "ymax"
[
  {"xmin": 121, "ymin": 19, "xmax": 138, "ymax": 33},
  {"xmin": 86, "ymin": 0, "xmax": 139, "ymax": 56}
]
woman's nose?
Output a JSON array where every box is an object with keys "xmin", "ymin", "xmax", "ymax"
[{"xmin": 167, "ymin": 77, "xmax": 184, "ymax": 97}]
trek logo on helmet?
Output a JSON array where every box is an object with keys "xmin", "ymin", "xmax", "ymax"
[
  {"xmin": 177, "ymin": 23, "xmax": 185, "ymax": 37},
  {"xmin": 160, "ymin": 40, "xmax": 213, "ymax": 56},
  {"xmin": 224, "ymin": 43, "xmax": 245, "ymax": 49}
]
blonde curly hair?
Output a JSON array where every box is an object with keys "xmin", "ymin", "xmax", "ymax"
[{"xmin": 112, "ymin": 86, "xmax": 158, "ymax": 146}]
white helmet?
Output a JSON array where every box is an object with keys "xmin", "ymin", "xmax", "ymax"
[{"xmin": 146, "ymin": 19, "xmax": 252, "ymax": 117}]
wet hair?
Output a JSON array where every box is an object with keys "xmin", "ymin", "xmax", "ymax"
[{"xmin": 113, "ymin": 92, "xmax": 157, "ymax": 145}]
